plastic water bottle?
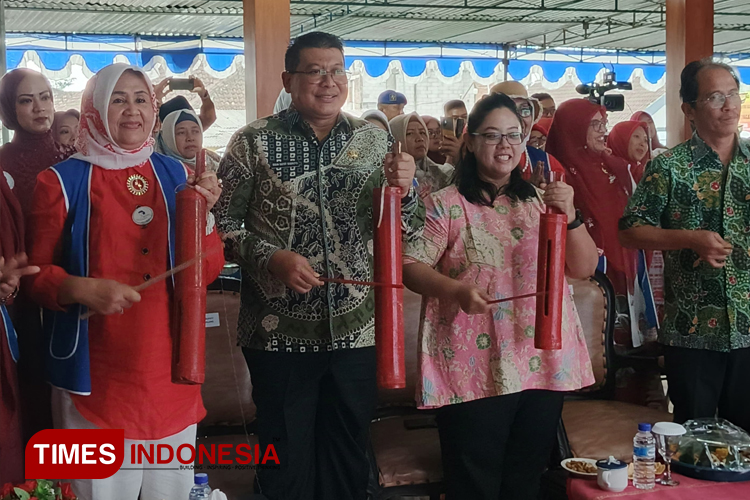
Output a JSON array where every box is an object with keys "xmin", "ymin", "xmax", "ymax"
[
  {"xmin": 632, "ymin": 423, "xmax": 656, "ymax": 489},
  {"xmin": 188, "ymin": 473, "xmax": 211, "ymax": 500}
]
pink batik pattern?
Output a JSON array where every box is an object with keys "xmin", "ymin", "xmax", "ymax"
[{"xmin": 403, "ymin": 185, "xmax": 595, "ymax": 409}]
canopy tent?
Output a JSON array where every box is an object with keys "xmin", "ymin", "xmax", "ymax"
[{"xmin": 8, "ymin": 33, "xmax": 747, "ymax": 85}]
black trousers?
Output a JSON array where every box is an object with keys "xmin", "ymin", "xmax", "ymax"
[
  {"xmin": 243, "ymin": 347, "xmax": 377, "ymax": 500},
  {"xmin": 436, "ymin": 389, "xmax": 564, "ymax": 500},
  {"xmin": 663, "ymin": 345, "xmax": 750, "ymax": 432}
]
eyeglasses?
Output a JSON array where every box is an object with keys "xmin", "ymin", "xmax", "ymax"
[
  {"xmin": 542, "ymin": 108, "xmax": 555, "ymax": 118},
  {"xmin": 287, "ymin": 68, "xmax": 349, "ymax": 84},
  {"xmin": 471, "ymin": 132, "xmax": 524, "ymax": 145},
  {"xmin": 516, "ymin": 105, "xmax": 533, "ymax": 118},
  {"xmin": 589, "ymin": 119, "xmax": 608, "ymax": 133},
  {"xmin": 694, "ymin": 91, "xmax": 745, "ymax": 109},
  {"xmin": 427, "ymin": 129, "xmax": 442, "ymax": 138}
]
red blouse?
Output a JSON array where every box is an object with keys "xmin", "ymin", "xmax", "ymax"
[{"xmin": 28, "ymin": 159, "xmax": 224, "ymax": 440}]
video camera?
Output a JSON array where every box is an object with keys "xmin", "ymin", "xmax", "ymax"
[{"xmin": 575, "ymin": 71, "xmax": 632, "ymax": 112}]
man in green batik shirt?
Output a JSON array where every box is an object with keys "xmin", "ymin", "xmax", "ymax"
[
  {"xmin": 620, "ymin": 59, "xmax": 750, "ymax": 432},
  {"xmin": 214, "ymin": 32, "xmax": 424, "ymax": 500}
]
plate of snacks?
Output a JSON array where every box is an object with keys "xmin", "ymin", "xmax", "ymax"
[{"xmin": 561, "ymin": 458, "xmax": 598, "ymax": 478}]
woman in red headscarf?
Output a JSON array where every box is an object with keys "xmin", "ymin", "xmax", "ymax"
[
  {"xmin": 546, "ymin": 98, "xmax": 632, "ymax": 296},
  {"xmin": 0, "ymin": 68, "xmax": 73, "ymax": 444},
  {"xmin": 0, "ymin": 164, "xmax": 39, "ymax": 483},
  {"xmin": 529, "ymin": 117, "xmax": 552, "ymax": 150},
  {"xmin": 607, "ymin": 120, "xmax": 651, "ymax": 190},
  {"xmin": 631, "ymin": 111, "xmax": 665, "ymax": 151},
  {"xmin": 0, "ymin": 68, "xmax": 73, "ymax": 216}
]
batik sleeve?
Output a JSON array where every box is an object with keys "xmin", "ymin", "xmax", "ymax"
[
  {"xmin": 619, "ymin": 154, "xmax": 672, "ymax": 230},
  {"xmin": 213, "ymin": 130, "xmax": 281, "ymax": 274}
]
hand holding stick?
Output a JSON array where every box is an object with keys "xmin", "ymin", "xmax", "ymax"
[
  {"xmin": 319, "ymin": 276, "xmax": 404, "ymax": 289},
  {"xmin": 79, "ymin": 246, "xmax": 221, "ymax": 320}
]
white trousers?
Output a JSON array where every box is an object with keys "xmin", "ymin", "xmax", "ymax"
[{"xmin": 51, "ymin": 389, "xmax": 196, "ymax": 500}]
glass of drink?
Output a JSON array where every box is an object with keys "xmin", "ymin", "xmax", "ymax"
[{"xmin": 652, "ymin": 422, "xmax": 686, "ymax": 486}]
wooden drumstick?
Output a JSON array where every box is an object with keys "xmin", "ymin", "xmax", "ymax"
[
  {"xmin": 319, "ymin": 276, "xmax": 404, "ymax": 289},
  {"xmin": 79, "ymin": 246, "xmax": 222, "ymax": 320},
  {"xmin": 487, "ymin": 291, "xmax": 545, "ymax": 305}
]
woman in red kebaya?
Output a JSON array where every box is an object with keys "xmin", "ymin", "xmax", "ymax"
[
  {"xmin": 0, "ymin": 163, "xmax": 40, "ymax": 484},
  {"xmin": 27, "ymin": 63, "xmax": 224, "ymax": 500},
  {"xmin": 607, "ymin": 120, "xmax": 651, "ymax": 190},
  {"xmin": 547, "ymin": 98, "xmax": 632, "ymax": 296}
]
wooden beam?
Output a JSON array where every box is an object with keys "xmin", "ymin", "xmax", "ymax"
[
  {"xmin": 666, "ymin": 0, "xmax": 714, "ymax": 147},
  {"xmin": 243, "ymin": 0, "xmax": 290, "ymax": 122}
]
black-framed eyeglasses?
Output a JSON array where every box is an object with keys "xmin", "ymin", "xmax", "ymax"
[
  {"xmin": 693, "ymin": 91, "xmax": 745, "ymax": 109},
  {"xmin": 287, "ymin": 68, "xmax": 349, "ymax": 84},
  {"xmin": 589, "ymin": 119, "xmax": 608, "ymax": 133},
  {"xmin": 471, "ymin": 132, "xmax": 524, "ymax": 145}
]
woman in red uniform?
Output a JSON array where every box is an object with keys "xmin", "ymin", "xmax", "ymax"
[
  {"xmin": 0, "ymin": 163, "xmax": 39, "ymax": 484},
  {"xmin": 28, "ymin": 63, "xmax": 224, "ymax": 500},
  {"xmin": 607, "ymin": 120, "xmax": 651, "ymax": 189},
  {"xmin": 0, "ymin": 68, "xmax": 74, "ymax": 442}
]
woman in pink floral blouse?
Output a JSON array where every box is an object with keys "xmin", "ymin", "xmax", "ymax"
[{"xmin": 402, "ymin": 93, "xmax": 598, "ymax": 500}]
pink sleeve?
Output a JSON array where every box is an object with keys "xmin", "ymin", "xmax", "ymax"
[{"xmin": 403, "ymin": 190, "xmax": 451, "ymax": 268}]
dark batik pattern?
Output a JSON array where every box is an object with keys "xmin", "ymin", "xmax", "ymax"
[{"xmin": 214, "ymin": 109, "xmax": 425, "ymax": 352}]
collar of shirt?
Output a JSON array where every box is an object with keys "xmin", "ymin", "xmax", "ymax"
[
  {"xmin": 690, "ymin": 131, "xmax": 750, "ymax": 164},
  {"xmin": 282, "ymin": 104, "xmax": 351, "ymax": 140}
]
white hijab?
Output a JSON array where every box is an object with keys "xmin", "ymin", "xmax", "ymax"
[
  {"xmin": 155, "ymin": 108, "xmax": 203, "ymax": 166},
  {"xmin": 73, "ymin": 63, "xmax": 157, "ymax": 170}
]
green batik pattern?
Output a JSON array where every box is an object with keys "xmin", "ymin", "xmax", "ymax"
[{"xmin": 620, "ymin": 133, "xmax": 750, "ymax": 351}]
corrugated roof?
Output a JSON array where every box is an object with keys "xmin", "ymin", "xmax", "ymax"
[{"xmin": 4, "ymin": 0, "xmax": 750, "ymax": 54}]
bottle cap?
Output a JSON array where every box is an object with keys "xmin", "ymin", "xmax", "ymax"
[
  {"xmin": 638, "ymin": 423, "xmax": 652, "ymax": 432},
  {"xmin": 195, "ymin": 473, "xmax": 208, "ymax": 485}
]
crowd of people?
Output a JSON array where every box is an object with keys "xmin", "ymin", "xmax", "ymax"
[{"xmin": 1, "ymin": 29, "xmax": 749, "ymax": 500}]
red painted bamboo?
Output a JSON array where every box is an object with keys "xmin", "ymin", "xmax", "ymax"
[
  {"xmin": 373, "ymin": 186, "xmax": 406, "ymax": 389},
  {"xmin": 534, "ymin": 172, "xmax": 566, "ymax": 350},
  {"xmin": 172, "ymin": 149, "xmax": 207, "ymax": 384}
]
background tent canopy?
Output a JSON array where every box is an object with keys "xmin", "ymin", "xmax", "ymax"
[{"xmin": 6, "ymin": 34, "xmax": 733, "ymax": 84}]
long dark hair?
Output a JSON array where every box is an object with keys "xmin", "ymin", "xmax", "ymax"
[{"xmin": 454, "ymin": 93, "xmax": 536, "ymax": 207}]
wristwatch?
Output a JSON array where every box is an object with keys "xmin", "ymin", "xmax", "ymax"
[{"xmin": 567, "ymin": 209, "xmax": 584, "ymax": 231}]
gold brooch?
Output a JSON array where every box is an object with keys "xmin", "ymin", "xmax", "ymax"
[
  {"xmin": 347, "ymin": 149, "xmax": 360, "ymax": 160},
  {"xmin": 126, "ymin": 174, "xmax": 149, "ymax": 196}
]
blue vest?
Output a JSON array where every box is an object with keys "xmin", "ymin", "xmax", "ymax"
[
  {"xmin": 526, "ymin": 145, "xmax": 551, "ymax": 179},
  {"xmin": 2, "ymin": 304, "xmax": 19, "ymax": 362},
  {"xmin": 44, "ymin": 153, "xmax": 186, "ymax": 394}
]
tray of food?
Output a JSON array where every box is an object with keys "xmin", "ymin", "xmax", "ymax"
[{"xmin": 671, "ymin": 418, "xmax": 750, "ymax": 482}]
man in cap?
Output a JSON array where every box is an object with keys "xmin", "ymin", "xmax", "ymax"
[
  {"xmin": 377, "ymin": 90, "xmax": 407, "ymax": 121},
  {"xmin": 490, "ymin": 81, "xmax": 564, "ymax": 186}
]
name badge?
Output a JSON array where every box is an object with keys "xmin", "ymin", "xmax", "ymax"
[{"xmin": 132, "ymin": 206, "xmax": 154, "ymax": 226}]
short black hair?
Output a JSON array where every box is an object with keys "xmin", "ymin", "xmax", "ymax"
[
  {"xmin": 531, "ymin": 92, "xmax": 553, "ymax": 102},
  {"xmin": 454, "ymin": 92, "xmax": 536, "ymax": 207},
  {"xmin": 680, "ymin": 58, "xmax": 739, "ymax": 106},
  {"xmin": 444, "ymin": 99, "xmax": 467, "ymax": 114},
  {"xmin": 285, "ymin": 32, "xmax": 344, "ymax": 73}
]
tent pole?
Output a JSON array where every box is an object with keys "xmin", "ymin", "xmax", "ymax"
[
  {"xmin": 502, "ymin": 43, "xmax": 509, "ymax": 81},
  {"xmin": 0, "ymin": 0, "xmax": 8, "ymax": 145}
]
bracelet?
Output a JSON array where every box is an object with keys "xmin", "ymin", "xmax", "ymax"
[
  {"xmin": 567, "ymin": 209, "xmax": 584, "ymax": 231},
  {"xmin": 0, "ymin": 286, "xmax": 19, "ymax": 304}
]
